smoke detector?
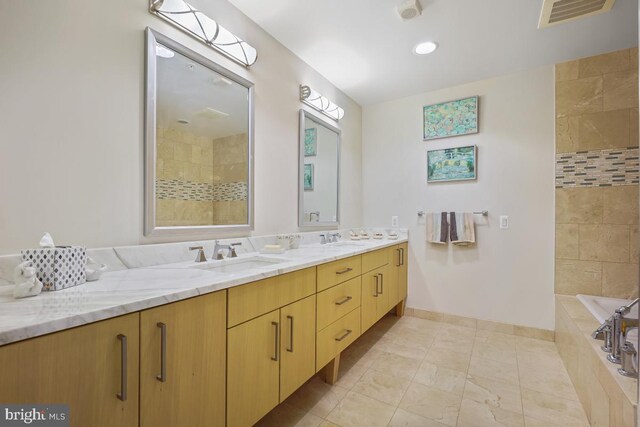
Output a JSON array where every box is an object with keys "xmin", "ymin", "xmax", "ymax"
[
  {"xmin": 397, "ymin": 0, "xmax": 422, "ymax": 21},
  {"xmin": 538, "ymin": 0, "xmax": 616, "ymax": 29}
]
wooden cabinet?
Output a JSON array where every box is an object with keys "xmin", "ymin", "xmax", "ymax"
[
  {"xmin": 317, "ymin": 255, "xmax": 361, "ymax": 291},
  {"xmin": 316, "ymin": 307, "xmax": 361, "ymax": 369},
  {"xmin": 317, "ymin": 276, "xmax": 362, "ymax": 331},
  {"xmin": 140, "ymin": 291, "xmax": 226, "ymax": 427},
  {"xmin": 227, "ymin": 310, "xmax": 280, "ymax": 427},
  {"xmin": 280, "ymin": 295, "xmax": 316, "ymax": 401},
  {"xmin": 398, "ymin": 242, "xmax": 408, "ymax": 300},
  {"xmin": 0, "ymin": 313, "xmax": 139, "ymax": 427},
  {"xmin": 361, "ymin": 268, "xmax": 381, "ymax": 332}
]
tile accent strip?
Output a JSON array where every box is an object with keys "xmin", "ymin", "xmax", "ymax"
[
  {"xmin": 555, "ymin": 147, "xmax": 639, "ymax": 188},
  {"xmin": 156, "ymin": 179, "xmax": 247, "ymax": 202}
]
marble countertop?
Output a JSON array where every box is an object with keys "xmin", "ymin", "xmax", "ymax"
[{"xmin": 0, "ymin": 237, "xmax": 407, "ymax": 346}]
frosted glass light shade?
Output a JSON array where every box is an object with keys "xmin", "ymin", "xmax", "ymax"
[
  {"xmin": 299, "ymin": 85, "xmax": 345, "ymax": 121},
  {"xmin": 150, "ymin": 0, "xmax": 257, "ymax": 67}
]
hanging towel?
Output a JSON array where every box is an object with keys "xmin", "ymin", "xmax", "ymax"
[
  {"xmin": 450, "ymin": 212, "xmax": 476, "ymax": 246},
  {"xmin": 427, "ymin": 212, "xmax": 448, "ymax": 244}
]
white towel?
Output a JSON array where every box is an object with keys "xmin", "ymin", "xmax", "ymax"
[
  {"xmin": 426, "ymin": 212, "xmax": 448, "ymax": 244},
  {"xmin": 450, "ymin": 212, "xmax": 475, "ymax": 246}
]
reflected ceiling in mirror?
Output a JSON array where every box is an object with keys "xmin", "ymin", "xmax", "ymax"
[{"xmin": 145, "ymin": 28, "xmax": 254, "ymax": 236}]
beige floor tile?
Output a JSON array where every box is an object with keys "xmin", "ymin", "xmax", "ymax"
[
  {"xmin": 285, "ymin": 376, "xmax": 349, "ymax": 418},
  {"xmin": 380, "ymin": 340, "xmax": 430, "ymax": 360},
  {"xmin": 472, "ymin": 341, "xmax": 518, "ymax": 364},
  {"xmin": 388, "ymin": 408, "xmax": 449, "ymax": 427},
  {"xmin": 468, "ymin": 356, "xmax": 519, "ymax": 386},
  {"xmin": 255, "ymin": 402, "xmax": 324, "ymax": 427},
  {"xmin": 515, "ymin": 336, "xmax": 557, "ymax": 354},
  {"xmin": 518, "ymin": 363, "xmax": 580, "ymax": 401},
  {"xmin": 318, "ymin": 422, "xmax": 341, "ymax": 427},
  {"xmin": 521, "ymin": 388, "xmax": 589, "ymax": 427},
  {"xmin": 351, "ymin": 369, "xmax": 411, "ymax": 406},
  {"xmin": 463, "ymin": 374, "xmax": 523, "ymax": 414},
  {"xmin": 369, "ymin": 351, "xmax": 423, "ymax": 380},
  {"xmin": 398, "ymin": 382, "xmax": 462, "ymax": 426},
  {"xmin": 475, "ymin": 330, "xmax": 516, "ymax": 346},
  {"xmin": 523, "ymin": 416, "xmax": 562, "ymax": 427},
  {"xmin": 457, "ymin": 398, "xmax": 524, "ymax": 427},
  {"xmin": 335, "ymin": 359, "xmax": 368, "ymax": 390},
  {"xmin": 326, "ymin": 391, "xmax": 396, "ymax": 427},
  {"xmin": 430, "ymin": 336, "xmax": 474, "ymax": 355},
  {"xmin": 425, "ymin": 347, "xmax": 472, "ymax": 373},
  {"xmin": 515, "ymin": 347, "xmax": 566, "ymax": 372},
  {"xmin": 412, "ymin": 361, "xmax": 467, "ymax": 396},
  {"xmin": 341, "ymin": 342, "xmax": 386, "ymax": 369}
]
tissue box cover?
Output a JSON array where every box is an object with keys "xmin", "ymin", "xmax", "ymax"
[{"xmin": 21, "ymin": 246, "xmax": 87, "ymax": 291}]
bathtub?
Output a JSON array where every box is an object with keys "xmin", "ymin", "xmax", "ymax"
[{"xmin": 577, "ymin": 294, "xmax": 639, "ymax": 324}]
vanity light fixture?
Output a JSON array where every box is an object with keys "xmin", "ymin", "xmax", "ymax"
[
  {"xmin": 149, "ymin": 0, "xmax": 257, "ymax": 67},
  {"xmin": 414, "ymin": 41, "xmax": 438, "ymax": 55},
  {"xmin": 299, "ymin": 85, "xmax": 345, "ymax": 121}
]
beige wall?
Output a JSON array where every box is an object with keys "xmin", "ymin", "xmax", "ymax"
[
  {"xmin": 555, "ymin": 48, "xmax": 639, "ymax": 299},
  {"xmin": 212, "ymin": 133, "xmax": 248, "ymax": 225},
  {"xmin": 0, "ymin": 0, "xmax": 362, "ymax": 254}
]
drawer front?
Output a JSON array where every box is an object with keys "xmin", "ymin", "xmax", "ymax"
[
  {"xmin": 317, "ymin": 256, "xmax": 361, "ymax": 292},
  {"xmin": 317, "ymin": 276, "xmax": 362, "ymax": 331},
  {"xmin": 228, "ymin": 267, "xmax": 316, "ymax": 327},
  {"xmin": 316, "ymin": 307, "xmax": 361, "ymax": 370},
  {"xmin": 362, "ymin": 248, "xmax": 389, "ymax": 273}
]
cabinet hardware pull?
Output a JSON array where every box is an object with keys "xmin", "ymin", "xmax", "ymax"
[
  {"xmin": 400, "ymin": 248, "xmax": 405, "ymax": 266},
  {"xmin": 117, "ymin": 334, "xmax": 127, "ymax": 401},
  {"xmin": 287, "ymin": 316, "xmax": 294, "ymax": 353},
  {"xmin": 336, "ymin": 267, "xmax": 353, "ymax": 275},
  {"xmin": 156, "ymin": 322, "xmax": 167, "ymax": 383},
  {"xmin": 374, "ymin": 275, "xmax": 379, "ymax": 297},
  {"xmin": 335, "ymin": 329, "xmax": 353, "ymax": 342},
  {"xmin": 335, "ymin": 296, "xmax": 353, "ymax": 306},
  {"xmin": 271, "ymin": 321, "xmax": 279, "ymax": 361},
  {"xmin": 397, "ymin": 248, "xmax": 402, "ymax": 267},
  {"xmin": 378, "ymin": 273, "xmax": 384, "ymax": 295}
]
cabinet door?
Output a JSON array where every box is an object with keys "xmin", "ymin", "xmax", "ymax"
[
  {"xmin": 227, "ymin": 310, "xmax": 280, "ymax": 427},
  {"xmin": 280, "ymin": 295, "xmax": 316, "ymax": 401},
  {"xmin": 140, "ymin": 291, "xmax": 226, "ymax": 427},
  {"xmin": 361, "ymin": 269, "xmax": 381, "ymax": 332},
  {"xmin": 381, "ymin": 262, "xmax": 398, "ymax": 313},
  {"xmin": 0, "ymin": 313, "xmax": 139, "ymax": 427},
  {"xmin": 398, "ymin": 243, "xmax": 408, "ymax": 300}
]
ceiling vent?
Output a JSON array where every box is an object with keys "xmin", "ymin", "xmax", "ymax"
[
  {"xmin": 538, "ymin": 0, "xmax": 616, "ymax": 28},
  {"xmin": 397, "ymin": 0, "xmax": 422, "ymax": 21}
]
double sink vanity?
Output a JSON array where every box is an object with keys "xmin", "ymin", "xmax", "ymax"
[{"xmin": 0, "ymin": 234, "xmax": 408, "ymax": 427}]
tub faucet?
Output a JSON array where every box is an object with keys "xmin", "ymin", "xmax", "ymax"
[
  {"xmin": 592, "ymin": 318, "xmax": 613, "ymax": 353},
  {"xmin": 607, "ymin": 300, "xmax": 640, "ymax": 364}
]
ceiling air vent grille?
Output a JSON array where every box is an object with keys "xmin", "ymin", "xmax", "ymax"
[{"xmin": 538, "ymin": 0, "xmax": 616, "ymax": 28}]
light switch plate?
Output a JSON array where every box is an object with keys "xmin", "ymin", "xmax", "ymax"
[
  {"xmin": 500, "ymin": 215, "xmax": 509, "ymax": 229},
  {"xmin": 391, "ymin": 216, "xmax": 399, "ymax": 227}
]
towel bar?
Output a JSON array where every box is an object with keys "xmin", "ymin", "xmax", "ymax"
[{"xmin": 417, "ymin": 210, "xmax": 488, "ymax": 217}]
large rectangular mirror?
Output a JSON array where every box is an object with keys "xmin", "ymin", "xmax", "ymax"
[
  {"xmin": 299, "ymin": 109, "xmax": 340, "ymax": 228},
  {"xmin": 145, "ymin": 28, "xmax": 254, "ymax": 236}
]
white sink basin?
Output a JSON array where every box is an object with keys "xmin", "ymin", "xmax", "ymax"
[
  {"xmin": 330, "ymin": 241, "xmax": 367, "ymax": 247},
  {"xmin": 189, "ymin": 256, "xmax": 285, "ymax": 274}
]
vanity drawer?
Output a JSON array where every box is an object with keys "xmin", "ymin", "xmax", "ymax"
[
  {"xmin": 317, "ymin": 256, "xmax": 361, "ymax": 292},
  {"xmin": 227, "ymin": 267, "xmax": 316, "ymax": 327},
  {"xmin": 317, "ymin": 276, "xmax": 361, "ymax": 331},
  {"xmin": 362, "ymin": 248, "xmax": 389, "ymax": 273},
  {"xmin": 316, "ymin": 307, "xmax": 361, "ymax": 370}
]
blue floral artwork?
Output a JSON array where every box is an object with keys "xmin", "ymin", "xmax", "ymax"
[
  {"xmin": 427, "ymin": 145, "xmax": 477, "ymax": 182},
  {"xmin": 423, "ymin": 96, "xmax": 478, "ymax": 141},
  {"xmin": 304, "ymin": 128, "xmax": 317, "ymax": 156},
  {"xmin": 304, "ymin": 164, "xmax": 314, "ymax": 191}
]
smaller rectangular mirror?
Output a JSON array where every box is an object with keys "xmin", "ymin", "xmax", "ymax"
[{"xmin": 299, "ymin": 110, "xmax": 340, "ymax": 228}]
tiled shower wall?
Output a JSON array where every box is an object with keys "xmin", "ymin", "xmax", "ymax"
[
  {"xmin": 555, "ymin": 48, "xmax": 639, "ymax": 298},
  {"xmin": 155, "ymin": 127, "xmax": 248, "ymax": 226}
]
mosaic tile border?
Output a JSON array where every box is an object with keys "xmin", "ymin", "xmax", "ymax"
[
  {"xmin": 156, "ymin": 179, "xmax": 247, "ymax": 202},
  {"xmin": 555, "ymin": 147, "xmax": 639, "ymax": 188}
]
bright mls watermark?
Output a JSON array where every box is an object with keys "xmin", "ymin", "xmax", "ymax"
[{"xmin": 0, "ymin": 405, "xmax": 68, "ymax": 426}]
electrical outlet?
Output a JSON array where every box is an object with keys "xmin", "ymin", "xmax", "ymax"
[
  {"xmin": 391, "ymin": 216, "xmax": 399, "ymax": 227},
  {"xmin": 500, "ymin": 215, "xmax": 509, "ymax": 229}
]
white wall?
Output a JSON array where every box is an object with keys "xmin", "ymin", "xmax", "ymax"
[
  {"xmin": 362, "ymin": 67, "xmax": 556, "ymax": 330},
  {"xmin": 0, "ymin": 0, "xmax": 362, "ymax": 254}
]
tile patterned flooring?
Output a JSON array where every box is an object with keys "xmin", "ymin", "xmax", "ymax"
[{"xmin": 256, "ymin": 314, "xmax": 590, "ymax": 427}]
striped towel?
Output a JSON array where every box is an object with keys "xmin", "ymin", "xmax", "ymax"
[
  {"xmin": 427, "ymin": 212, "xmax": 448, "ymax": 244},
  {"xmin": 450, "ymin": 212, "xmax": 476, "ymax": 246}
]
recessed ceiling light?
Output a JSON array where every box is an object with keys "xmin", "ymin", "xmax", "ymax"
[{"xmin": 414, "ymin": 41, "xmax": 438, "ymax": 55}]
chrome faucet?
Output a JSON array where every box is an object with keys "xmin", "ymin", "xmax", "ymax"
[
  {"xmin": 189, "ymin": 246, "xmax": 207, "ymax": 262},
  {"xmin": 213, "ymin": 240, "xmax": 242, "ymax": 260},
  {"xmin": 606, "ymin": 299, "xmax": 639, "ymax": 364},
  {"xmin": 328, "ymin": 233, "xmax": 341, "ymax": 243},
  {"xmin": 618, "ymin": 327, "xmax": 639, "ymax": 378},
  {"xmin": 319, "ymin": 234, "xmax": 327, "ymax": 245}
]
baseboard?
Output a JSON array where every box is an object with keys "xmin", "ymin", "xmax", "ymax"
[{"xmin": 405, "ymin": 307, "xmax": 555, "ymax": 342}]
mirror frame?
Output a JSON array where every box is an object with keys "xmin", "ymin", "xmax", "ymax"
[
  {"xmin": 144, "ymin": 27, "xmax": 255, "ymax": 236},
  {"xmin": 298, "ymin": 109, "xmax": 341, "ymax": 229}
]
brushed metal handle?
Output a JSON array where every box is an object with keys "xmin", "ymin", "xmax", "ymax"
[
  {"xmin": 271, "ymin": 321, "xmax": 279, "ymax": 361},
  {"xmin": 378, "ymin": 273, "xmax": 384, "ymax": 295},
  {"xmin": 116, "ymin": 334, "xmax": 127, "ymax": 401},
  {"xmin": 373, "ymin": 275, "xmax": 379, "ymax": 297},
  {"xmin": 286, "ymin": 315, "xmax": 294, "ymax": 353},
  {"xmin": 400, "ymin": 248, "xmax": 405, "ymax": 266},
  {"xmin": 397, "ymin": 248, "xmax": 402, "ymax": 267},
  {"xmin": 336, "ymin": 267, "xmax": 353, "ymax": 275},
  {"xmin": 335, "ymin": 296, "xmax": 353, "ymax": 306},
  {"xmin": 156, "ymin": 322, "xmax": 167, "ymax": 382},
  {"xmin": 335, "ymin": 329, "xmax": 353, "ymax": 342}
]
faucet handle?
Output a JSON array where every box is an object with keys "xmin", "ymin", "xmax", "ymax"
[
  {"xmin": 189, "ymin": 246, "xmax": 207, "ymax": 263},
  {"xmin": 230, "ymin": 242, "xmax": 242, "ymax": 258}
]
